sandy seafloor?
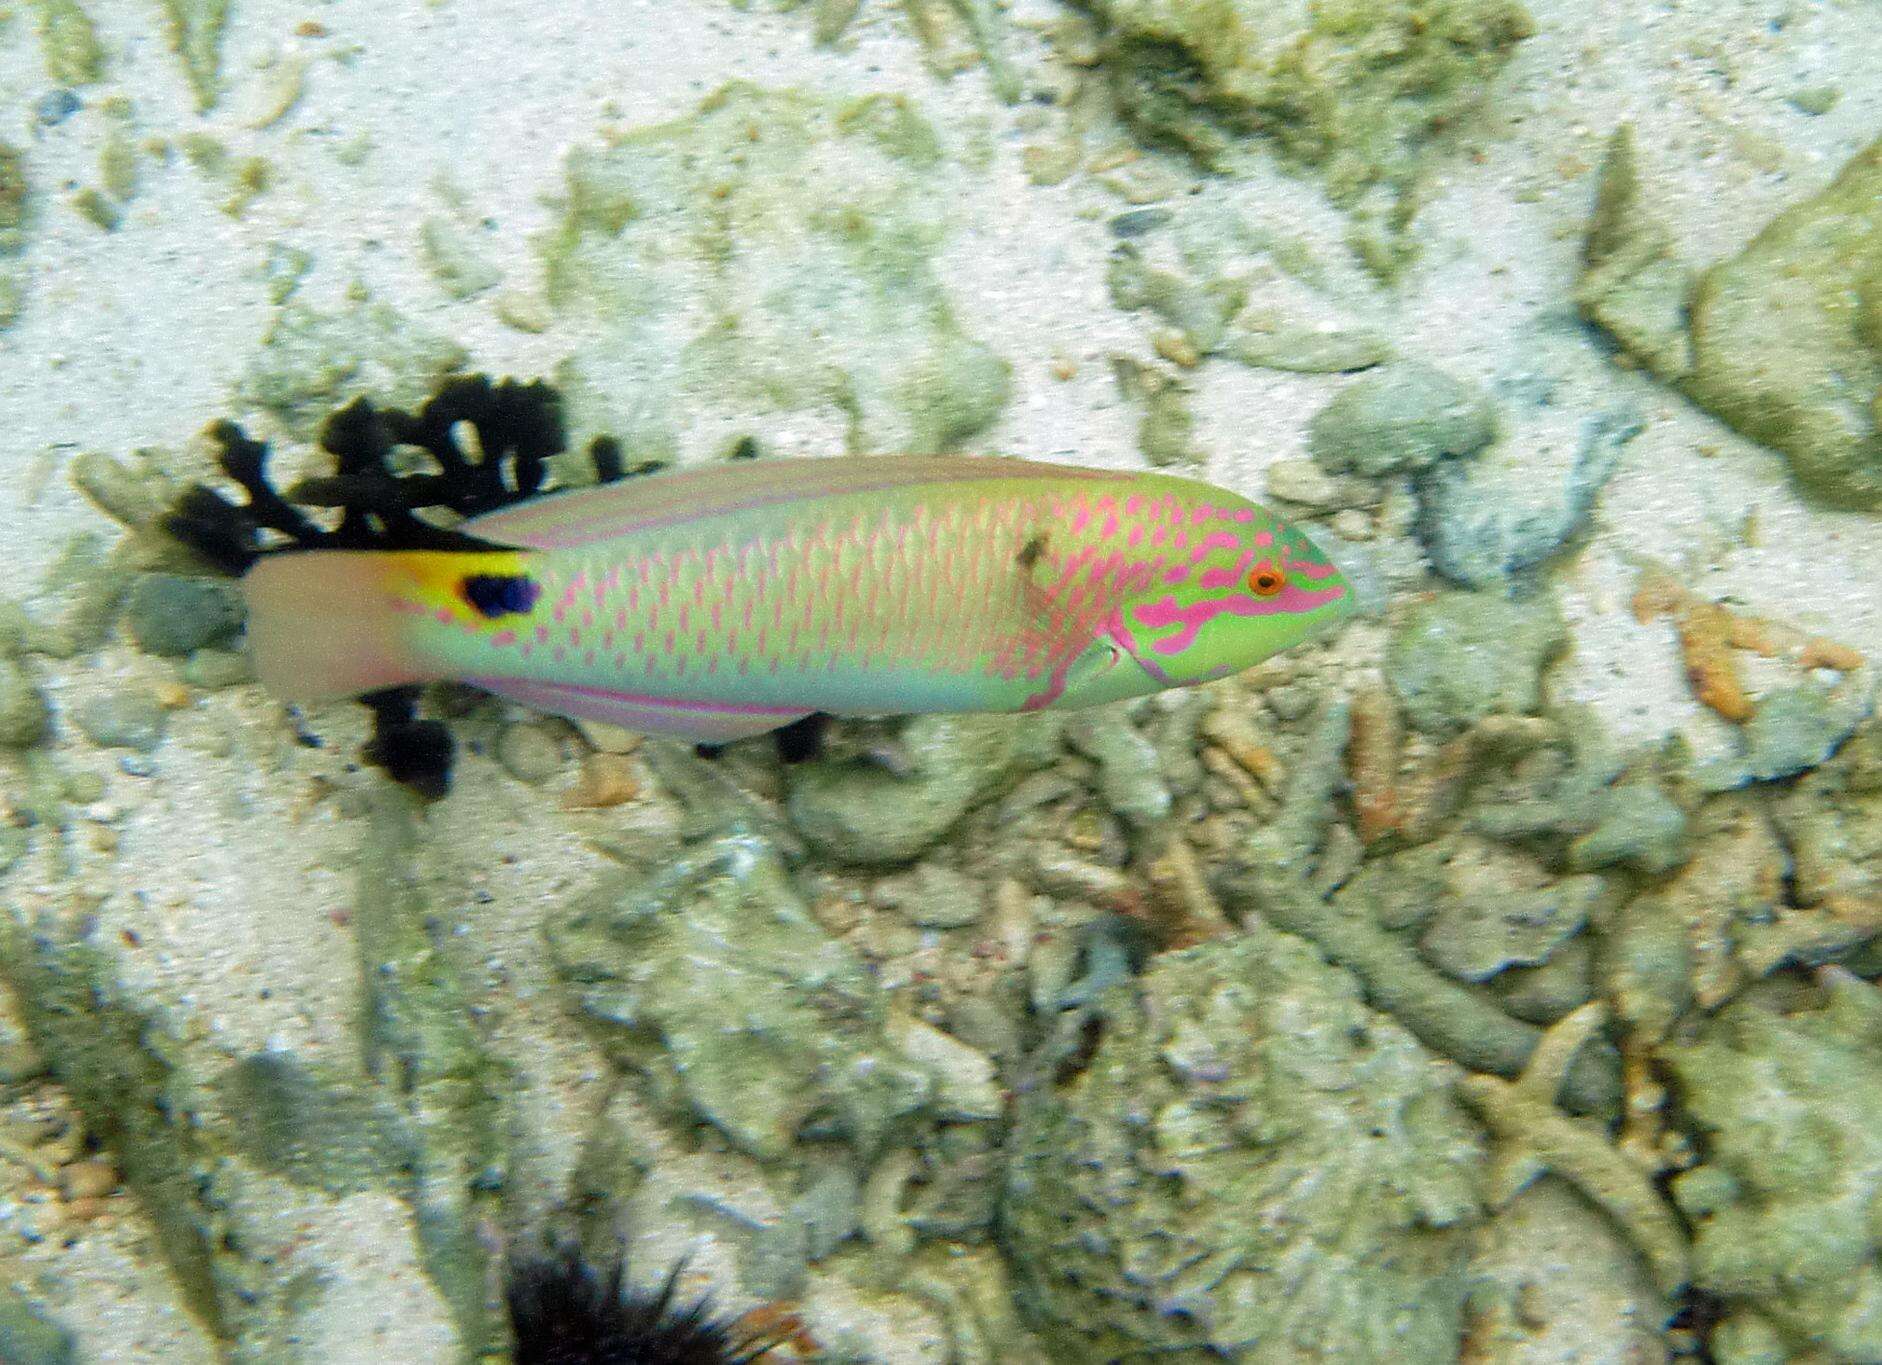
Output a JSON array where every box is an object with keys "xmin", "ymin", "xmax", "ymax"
[{"xmin": 0, "ymin": 0, "xmax": 1879, "ymax": 1360}]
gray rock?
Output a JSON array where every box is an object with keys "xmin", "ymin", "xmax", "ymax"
[
  {"xmin": 1309, "ymin": 362, "xmax": 1497, "ymax": 477},
  {"xmin": 875, "ymin": 862, "xmax": 986, "ymax": 928},
  {"xmin": 0, "ymin": 657, "xmax": 49, "ymax": 747},
  {"xmin": 1385, "ymin": 591, "xmax": 1566, "ymax": 736},
  {"xmin": 73, "ymin": 689, "xmax": 166, "ymax": 751},
  {"xmin": 788, "ymin": 713, "xmax": 1035, "ymax": 865},
  {"xmin": 1567, "ymin": 781, "xmax": 1692, "ymax": 874},
  {"xmin": 1064, "ymin": 711, "xmax": 1170, "ymax": 828},
  {"xmin": 1695, "ymin": 682, "xmax": 1875, "ymax": 792},
  {"xmin": 123, "ymin": 575, "xmax": 244, "ymax": 657},
  {"xmin": 1420, "ymin": 849, "xmax": 1605, "ymax": 983},
  {"xmin": 1415, "ymin": 409, "xmax": 1641, "ymax": 588}
]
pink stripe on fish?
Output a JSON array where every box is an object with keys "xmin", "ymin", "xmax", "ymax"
[{"xmin": 1131, "ymin": 581, "xmax": 1348, "ymax": 656}]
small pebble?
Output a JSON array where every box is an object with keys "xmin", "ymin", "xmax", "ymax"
[
  {"xmin": 123, "ymin": 575, "xmax": 244, "ymax": 657},
  {"xmin": 1263, "ymin": 683, "xmax": 1317, "ymax": 722},
  {"xmin": 560, "ymin": 752, "xmax": 639, "ymax": 809},
  {"xmin": 61, "ymin": 1196, "xmax": 107, "ymax": 1223},
  {"xmin": 495, "ymin": 723, "xmax": 562, "ymax": 784},
  {"xmin": 1787, "ymin": 85, "xmax": 1840, "ymax": 115},
  {"xmin": 181, "ymin": 648, "xmax": 253, "ymax": 689},
  {"xmin": 573, "ymin": 719, "xmax": 641, "ymax": 754},
  {"xmin": 876, "ymin": 863, "xmax": 986, "ymax": 929},
  {"xmin": 1108, "ymin": 208, "xmax": 1170, "ymax": 238},
  {"xmin": 60, "ymin": 1160, "xmax": 117, "ymax": 1201},
  {"xmin": 35, "ymin": 90, "xmax": 81, "ymax": 126},
  {"xmin": 0, "ymin": 658, "xmax": 49, "ymax": 748}
]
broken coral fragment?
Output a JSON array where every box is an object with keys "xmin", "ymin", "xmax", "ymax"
[
  {"xmin": 547, "ymin": 831, "xmax": 934, "ymax": 1160},
  {"xmin": 1663, "ymin": 970, "xmax": 1882, "ymax": 1361},
  {"xmin": 155, "ymin": 0, "xmax": 230, "ymax": 112},
  {"xmin": 1576, "ymin": 125, "xmax": 1695, "ymax": 383},
  {"xmin": 787, "ymin": 713, "xmax": 1039, "ymax": 865},
  {"xmin": 1459, "ymin": 1004, "xmax": 1689, "ymax": 1297},
  {"xmin": 0, "ymin": 139, "xmax": 29, "ymax": 329},
  {"xmin": 239, "ymin": 297, "xmax": 470, "ymax": 439},
  {"xmin": 1075, "ymin": 0, "xmax": 1531, "ymax": 195},
  {"xmin": 1580, "ymin": 129, "xmax": 1882, "ymax": 509},
  {"xmin": 1004, "ymin": 925, "xmax": 1483, "ymax": 1362},
  {"xmin": 1631, "ymin": 560, "xmax": 1865, "ymax": 725},
  {"xmin": 1309, "ymin": 362, "xmax": 1497, "ymax": 478},
  {"xmin": 542, "ymin": 82, "xmax": 1010, "ymax": 461}
]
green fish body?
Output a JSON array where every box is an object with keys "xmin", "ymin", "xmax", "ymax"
[{"xmin": 242, "ymin": 455, "xmax": 1353, "ymax": 745}]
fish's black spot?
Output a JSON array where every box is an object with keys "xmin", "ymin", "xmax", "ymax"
[
  {"xmin": 460, "ymin": 573, "xmax": 541, "ymax": 619},
  {"xmin": 1016, "ymin": 532, "xmax": 1048, "ymax": 570}
]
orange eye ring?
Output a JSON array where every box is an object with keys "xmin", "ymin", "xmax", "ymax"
[{"xmin": 1247, "ymin": 566, "xmax": 1288, "ymax": 597}]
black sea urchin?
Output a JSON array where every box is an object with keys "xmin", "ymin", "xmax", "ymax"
[{"xmin": 505, "ymin": 1246, "xmax": 780, "ymax": 1365}]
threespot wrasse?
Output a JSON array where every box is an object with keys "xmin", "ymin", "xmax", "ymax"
[{"xmin": 238, "ymin": 452, "xmax": 1355, "ymax": 747}]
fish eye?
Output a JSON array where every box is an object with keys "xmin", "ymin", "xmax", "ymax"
[{"xmin": 1247, "ymin": 565, "xmax": 1287, "ymax": 597}]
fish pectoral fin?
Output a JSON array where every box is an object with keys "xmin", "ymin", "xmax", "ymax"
[{"xmin": 468, "ymin": 677, "xmax": 808, "ymax": 746}]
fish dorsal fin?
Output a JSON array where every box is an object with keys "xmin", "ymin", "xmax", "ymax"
[{"xmin": 461, "ymin": 454, "xmax": 1127, "ymax": 550}]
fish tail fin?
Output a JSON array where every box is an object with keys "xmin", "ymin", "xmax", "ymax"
[{"xmin": 240, "ymin": 550, "xmax": 449, "ymax": 703}]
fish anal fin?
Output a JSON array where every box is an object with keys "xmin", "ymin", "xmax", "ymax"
[{"xmin": 468, "ymin": 677, "xmax": 807, "ymax": 747}]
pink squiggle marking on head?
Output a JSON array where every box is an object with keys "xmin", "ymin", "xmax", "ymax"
[
  {"xmin": 535, "ymin": 624, "xmax": 552, "ymax": 645},
  {"xmin": 1199, "ymin": 550, "xmax": 1260, "ymax": 590},
  {"xmin": 1131, "ymin": 582, "xmax": 1349, "ymax": 655},
  {"xmin": 1231, "ymin": 508, "xmax": 1256, "ymax": 524},
  {"xmin": 1254, "ymin": 531, "xmax": 1274, "ymax": 547},
  {"xmin": 491, "ymin": 629, "xmax": 518, "ymax": 648},
  {"xmin": 1287, "ymin": 559, "xmax": 1341, "ymax": 581}
]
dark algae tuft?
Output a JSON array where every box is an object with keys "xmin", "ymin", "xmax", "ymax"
[
  {"xmin": 506, "ymin": 1245, "xmax": 779, "ymax": 1365},
  {"xmin": 162, "ymin": 375, "xmax": 580, "ymax": 574}
]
